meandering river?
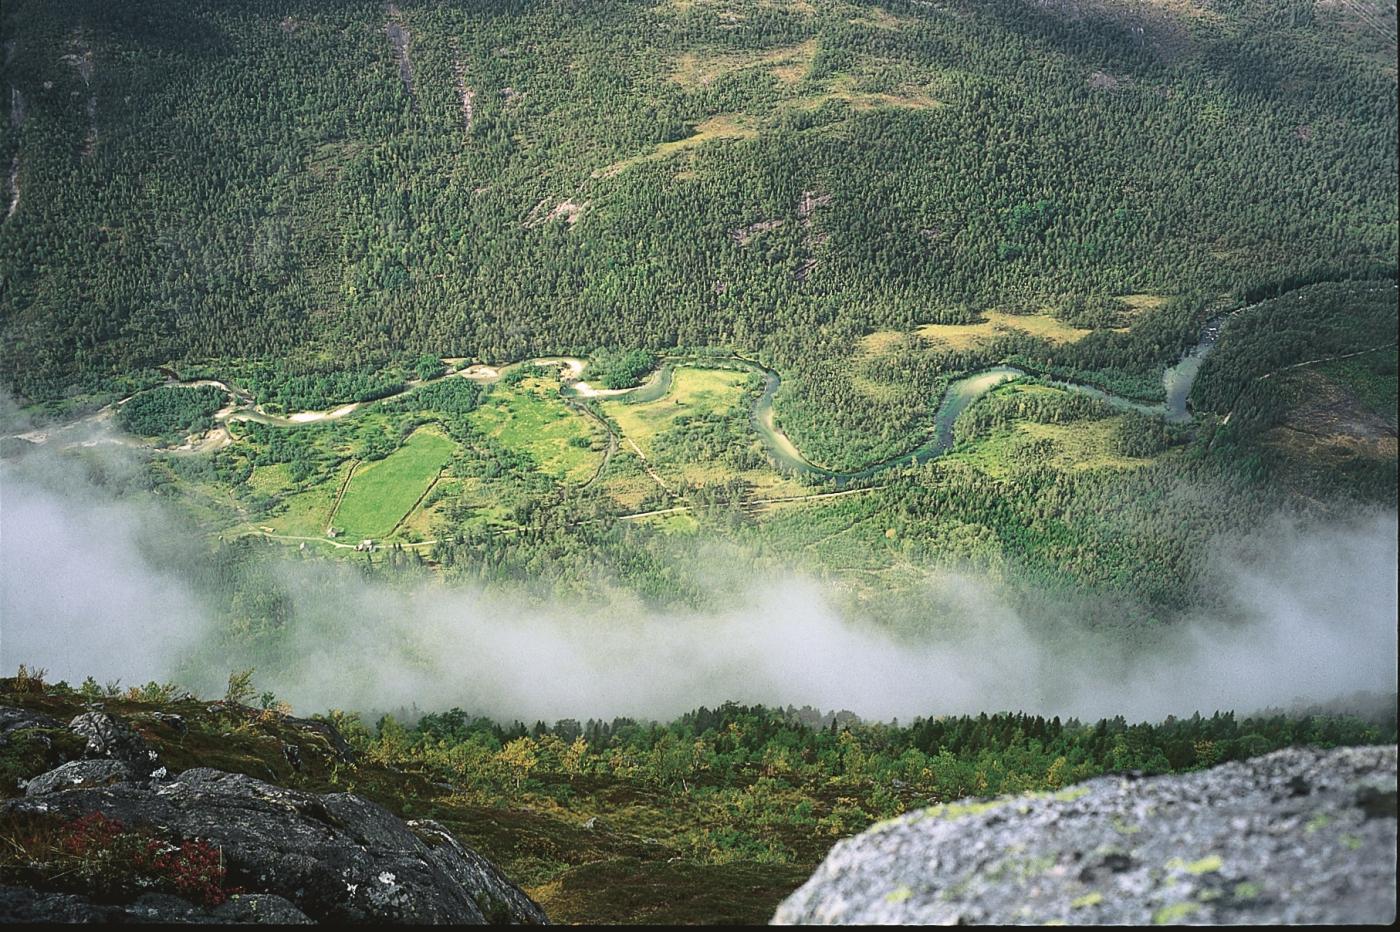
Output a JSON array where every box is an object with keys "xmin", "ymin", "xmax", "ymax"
[
  {"xmin": 699, "ymin": 308, "xmax": 1235, "ymax": 483},
  {"xmin": 9, "ymin": 307, "xmax": 1240, "ymax": 482}
]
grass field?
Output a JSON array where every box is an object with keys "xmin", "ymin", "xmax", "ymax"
[
  {"xmin": 470, "ymin": 378, "xmax": 605, "ymax": 483},
  {"xmin": 245, "ymin": 463, "xmax": 295, "ymax": 496},
  {"xmin": 670, "ymin": 39, "xmax": 817, "ymax": 88},
  {"xmin": 603, "ymin": 367, "xmax": 752, "ymax": 459},
  {"xmin": 596, "ymin": 114, "xmax": 759, "ymax": 179},
  {"xmin": 601, "ymin": 366, "xmax": 810, "ymax": 499},
  {"xmin": 782, "ymin": 72, "xmax": 944, "ymax": 113},
  {"xmin": 945, "ymin": 413, "xmax": 1156, "ymax": 478},
  {"xmin": 332, "ymin": 429, "xmax": 456, "ymax": 540},
  {"xmin": 597, "ymin": 449, "xmax": 665, "ymax": 511},
  {"xmin": 263, "ymin": 460, "xmax": 355, "ymax": 538},
  {"xmin": 913, "ymin": 311, "xmax": 1098, "ymax": 350}
]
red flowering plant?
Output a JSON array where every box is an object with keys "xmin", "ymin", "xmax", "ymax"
[{"xmin": 1, "ymin": 811, "xmax": 240, "ymax": 907}]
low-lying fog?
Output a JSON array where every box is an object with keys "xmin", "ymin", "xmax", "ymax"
[{"xmin": 2, "ymin": 414, "xmax": 1395, "ymax": 725}]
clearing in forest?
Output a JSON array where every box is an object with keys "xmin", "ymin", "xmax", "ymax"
[
  {"xmin": 451, "ymin": 38, "xmax": 474, "ymax": 135},
  {"xmin": 670, "ymin": 38, "xmax": 818, "ymax": 88},
  {"xmin": 946, "ymin": 417, "xmax": 1157, "ymax": 477},
  {"xmin": 332, "ymin": 429, "xmax": 455, "ymax": 539},
  {"xmin": 601, "ymin": 367, "xmax": 750, "ymax": 459},
  {"xmin": 594, "ymin": 114, "xmax": 758, "ymax": 178},
  {"xmin": 662, "ymin": 0, "xmax": 814, "ymax": 16},
  {"xmin": 910, "ymin": 311, "xmax": 1101, "ymax": 351},
  {"xmin": 385, "ymin": 3, "xmax": 417, "ymax": 110},
  {"xmin": 260, "ymin": 460, "xmax": 356, "ymax": 539},
  {"xmin": 945, "ymin": 385, "xmax": 1160, "ymax": 477},
  {"xmin": 600, "ymin": 366, "xmax": 808, "ymax": 496},
  {"xmin": 782, "ymin": 73, "xmax": 944, "ymax": 114},
  {"xmin": 1263, "ymin": 355, "xmax": 1400, "ymax": 470},
  {"xmin": 469, "ymin": 377, "xmax": 605, "ymax": 482}
]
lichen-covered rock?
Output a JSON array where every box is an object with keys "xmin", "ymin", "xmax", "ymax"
[
  {"xmin": 0, "ymin": 707, "xmax": 62, "ymax": 740},
  {"xmin": 23, "ymin": 758, "xmax": 136, "ymax": 796},
  {"xmin": 0, "ymin": 885, "xmax": 122, "ymax": 922},
  {"xmin": 212, "ymin": 893, "xmax": 315, "ymax": 924},
  {"xmin": 409, "ymin": 818, "xmax": 550, "ymax": 924},
  {"xmin": 283, "ymin": 714, "xmax": 357, "ymax": 763},
  {"xmin": 68, "ymin": 710, "xmax": 155, "ymax": 775},
  {"xmin": 8, "ymin": 764, "xmax": 547, "ymax": 924},
  {"xmin": 773, "ymin": 745, "xmax": 1397, "ymax": 926}
]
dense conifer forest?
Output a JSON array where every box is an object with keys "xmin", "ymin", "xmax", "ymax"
[{"xmin": 1, "ymin": 0, "xmax": 1395, "ymax": 440}]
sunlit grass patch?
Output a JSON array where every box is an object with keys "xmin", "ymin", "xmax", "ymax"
[
  {"xmin": 595, "ymin": 115, "xmax": 759, "ymax": 178},
  {"xmin": 857, "ymin": 330, "xmax": 907, "ymax": 355},
  {"xmin": 655, "ymin": 115, "xmax": 759, "ymax": 155},
  {"xmin": 947, "ymin": 415, "xmax": 1156, "ymax": 477},
  {"xmin": 262, "ymin": 460, "xmax": 353, "ymax": 537},
  {"xmin": 782, "ymin": 73, "xmax": 944, "ymax": 113},
  {"xmin": 847, "ymin": 6, "xmax": 912, "ymax": 29},
  {"xmin": 916, "ymin": 311, "xmax": 1096, "ymax": 350},
  {"xmin": 333, "ymin": 429, "xmax": 456, "ymax": 539},
  {"xmin": 396, "ymin": 476, "xmax": 465, "ymax": 540},
  {"xmin": 470, "ymin": 379, "xmax": 605, "ymax": 483},
  {"xmin": 631, "ymin": 511, "xmax": 700, "ymax": 533},
  {"xmin": 603, "ymin": 367, "xmax": 751, "ymax": 459},
  {"xmin": 600, "ymin": 449, "xmax": 665, "ymax": 512},
  {"xmin": 1118, "ymin": 292, "xmax": 1171, "ymax": 316},
  {"xmin": 245, "ymin": 462, "xmax": 295, "ymax": 495},
  {"xmin": 670, "ymin": 38, "xmax": 817, "ymax": 88},
  {"xmin": 739, "ymin": 470, "xmax": 812, "ymax": 500},
  {"xmin": 659, "ymin": 0, "xmax": 813, "ymax": 17}
]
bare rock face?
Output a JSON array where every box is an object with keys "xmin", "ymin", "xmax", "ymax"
[
  {"xmin": 773, "ymin": 745, "xmax": 1397, "ymax": 926},
  {"xmin": 4, "ymin": 707, "xmax": 548, "ymax": 925}
]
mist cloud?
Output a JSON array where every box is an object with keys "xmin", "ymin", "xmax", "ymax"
[{"xmin": 1, "ymin": 437, "xmax": 1395, "ymax": 724}]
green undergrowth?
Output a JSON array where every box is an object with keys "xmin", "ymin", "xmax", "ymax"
[{"xmin": 2, "ymin": 675, "xmax": 1393, "ymax": 924}]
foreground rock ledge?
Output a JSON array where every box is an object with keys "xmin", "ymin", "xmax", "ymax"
[
  {"xmin": 0, "ymin": 705, "xmax": 547, "ymax": 925},
  {"xmin": 773, "ymin": 745, "xmax": 1397, "ymax": 925}
]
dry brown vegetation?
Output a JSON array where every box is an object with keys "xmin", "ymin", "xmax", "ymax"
[
  {"xmin": 1269, "ymin": 370, "xmax": 1399, "ymax": 461},
  {"xmin": 912, "ymin": 311, "xmax": 1100, "ymax": 351},
  {"xmin": 670, "ymin": 38, "xmax": 817, "ymax": 88},
  {"xmin": 593, "ymin": 114, "xmax": 758, "ymax": 179}
]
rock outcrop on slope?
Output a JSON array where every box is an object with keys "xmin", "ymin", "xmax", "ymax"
[
  {"xmin": 0, "ymin": 706, "xmax": 548, "ymax": 925},
  {"xmin": 773, "ymin": 745, "xmax": 1397, "ymax": 925}
]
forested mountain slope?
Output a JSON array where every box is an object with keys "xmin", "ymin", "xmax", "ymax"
[{"xmin": 1, "ymin": 0, "xmax": 1395, "ymax": 410}]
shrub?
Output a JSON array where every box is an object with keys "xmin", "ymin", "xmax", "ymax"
[{"xmin": 0, "ymin": 812, "xmax": 236, "ymax": 907}]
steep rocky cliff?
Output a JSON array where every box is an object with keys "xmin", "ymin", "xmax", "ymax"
[
  {"xmin": 774, "ymin": 745, "xmax": 1397, "ymax": 925},
  {"xmin": 0, "ymin": 705, "xmax": 546, "ymax": 924}
]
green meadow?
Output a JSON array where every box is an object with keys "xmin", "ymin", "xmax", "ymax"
[{"xmin": 332, "ymin": 429, "xmax": 456, "ymax": 540}]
